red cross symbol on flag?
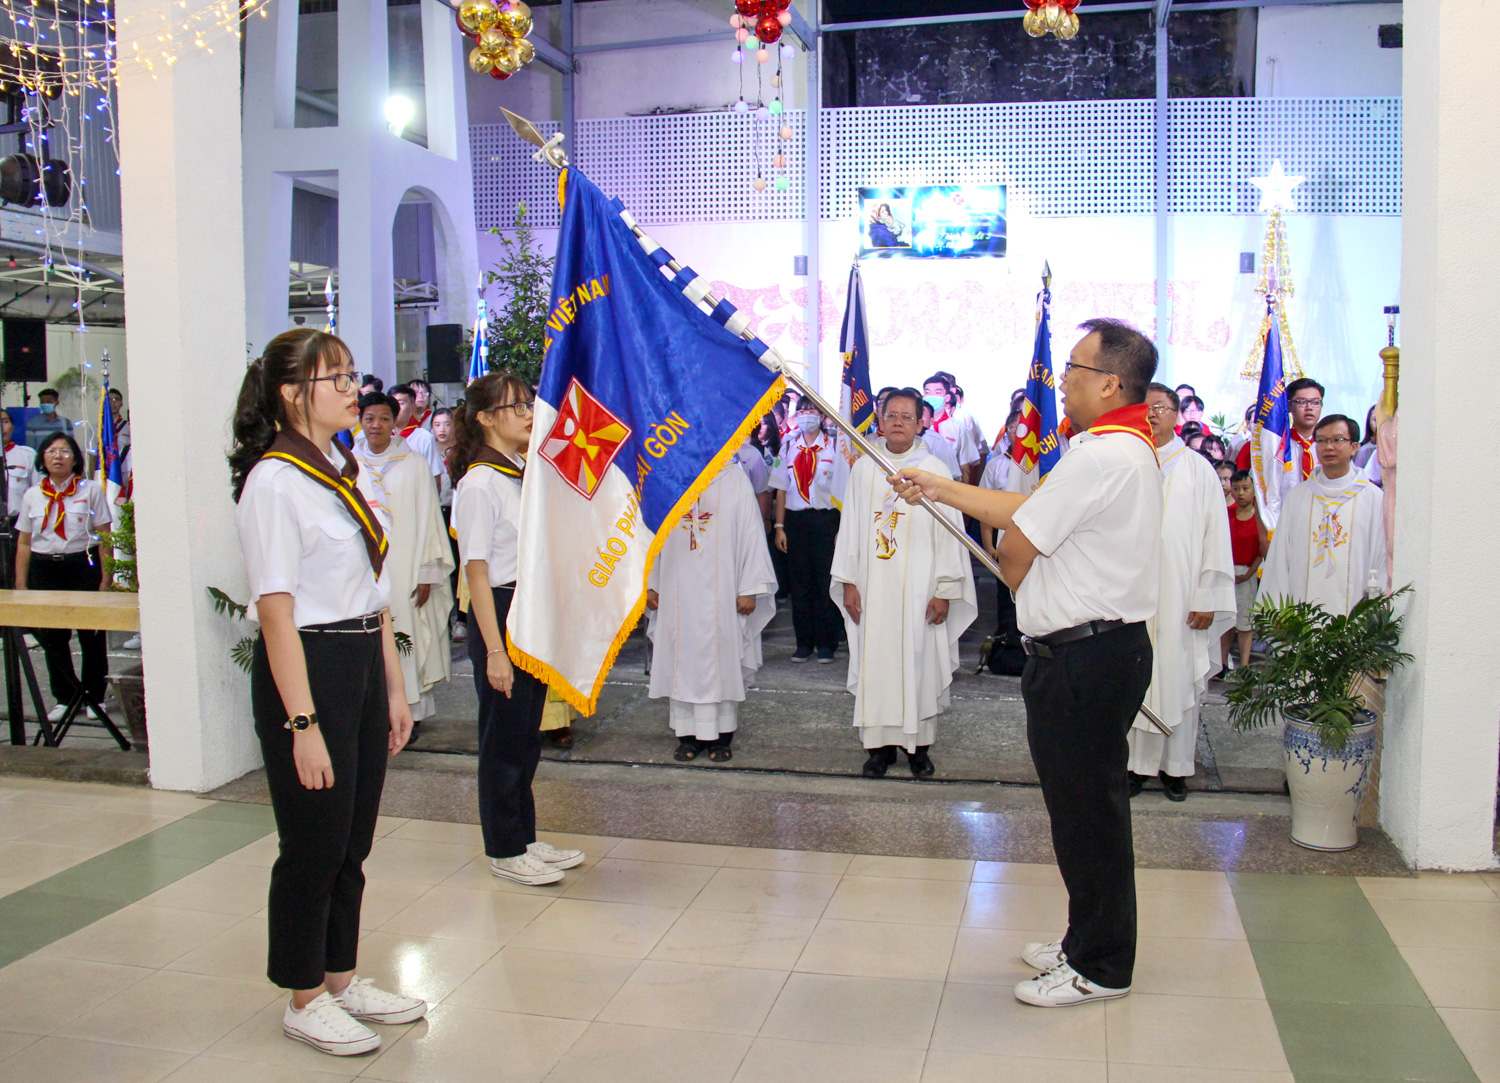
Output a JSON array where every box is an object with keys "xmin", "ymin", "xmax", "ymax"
[{"xmin": 539, "ymin": 377, "xmax": 632, "ymax": 500}]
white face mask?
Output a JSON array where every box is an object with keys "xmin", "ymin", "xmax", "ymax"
[{"xmin": 796, "ymin": 414, "xmax": 822, "ymax": 437}]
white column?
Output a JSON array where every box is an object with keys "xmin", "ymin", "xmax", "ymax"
[
  {"xmin": 1382, "ymin": 0, "xmax": 1500, "ymax": 869},
  {"xmin": 116, "ymin": 5, "xmax": 260, "ymax": 789}
]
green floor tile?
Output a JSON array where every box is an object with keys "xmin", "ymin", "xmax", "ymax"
[
  {"xmin": 41, "ymin": 850, "xmax": 205, "ymax": 905},
  {"xmin": 1271, "ymin": 1001, "xmax": 1478, "ymax": 1082},
  {"xmin": 185, "ymin": 801, "xmax": 276, "ymax": 827},
  {"xmin": 1234, "ymin": 890, "xmax": 1392, "ymax": 945},
  {"xmin": 1248, "ymin": 938, "xmax": 1432, "ymax": 1006},
  {"xmin": 1229, "ymin": 871, "xmax": 1366, "ymax": 898},
  {"xmin": 119, "ymin": 817, "xmax": 271, "ymax": 861},
  {"xmin": 0, "ymin": 890, "xmax": 117, "ymax": 958}
]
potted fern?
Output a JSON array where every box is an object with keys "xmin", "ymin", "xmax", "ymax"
[{"xmin": 1225, "ymin": 586, "xmax": 1411, "ymax": 851}]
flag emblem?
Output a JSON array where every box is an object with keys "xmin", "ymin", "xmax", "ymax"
[{"xmin": 539, "ymin": 377, "xmax": 631, "ymax": 500}]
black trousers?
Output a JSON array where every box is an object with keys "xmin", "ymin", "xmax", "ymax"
[
  {"xmin": 28, "ymin": 549, "xmax": 106, "ymax": 702},
  {"xmin": 1021, "ymin": 621, "xmax": 1152, "ymax": 990},
  {"xmin": 252, "ymin": 625, "xmax": 389, "ymax": 991},
  {"xmin": 468, "ymin": 586, "xmax": 546, "ymax": 859},
  {"xmin": 783, "ymin": 508, "xmax": 841, "ymax": 652}
]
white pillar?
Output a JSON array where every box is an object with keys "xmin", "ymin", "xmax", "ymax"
[
  {"xmin": 1382, "ymin": 0, "xmax": 1500, "ymax": 869},
  {"xmin": 116, "ymin": 5, "xmax": 260, "ymax": 790}
]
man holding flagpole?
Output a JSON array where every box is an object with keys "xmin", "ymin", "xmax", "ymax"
[{"xmin": 891, "ymin": 317, "xmax": 1162, "ymax": 1008}]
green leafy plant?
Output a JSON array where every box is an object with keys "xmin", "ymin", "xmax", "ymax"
[
  {"xmin": 471, "ymin": 201, "xmax": 554, "ymax": 387},
  {"xmin": 1208, "ymin": 412, "xmax": 1231, "ymax": 439},
  {"xmin": 1225, "ymin": 586, "xmax": 1413, "ymax": 751},
  {"xmin": 208, "ymin": 586, "xmax": 409, "ymax": 673},
  {"xmin": 98, "ymin": 501, "xmax": 137, "ymax": 592}
]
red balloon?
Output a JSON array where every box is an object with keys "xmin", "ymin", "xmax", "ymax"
[
  {"xmin": 755, "ymin": 13, "xmax": 783, "ymax": 42},
  {"xmin": 1023, "ymin": 0, "xmax": 1043, "ymax": 8},
  {"xmin": 775, "ymin": 0, "xmax": 791, "ymax": 9},
  {"xmin": 490, "ymin": 66, "xmax": 511, "ymax": 79},
  {"xmin": 734, "ymin": 0, "xmax": 759, "ymax": 16}
]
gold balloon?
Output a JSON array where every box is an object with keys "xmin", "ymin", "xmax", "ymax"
[
  {"xmin": 1022, "ymin": 9, "xmax": 1045, "ymax": 35},
  {"xmin": 514, "ymin": 38, "xmax": 536, "ymax": 65},
  {"xmin": 1057, "ymin": 11, "xmax": 1079, "ymax": 37},
  {"xmin": 479, "ymin": 27, "xmax": 509, "ymax": 56},
  {"xmin": 494, "ymin": 0, "xmax": 533, "ymax": 39},
  {"xmin": 457, "ymin": 0, "xmax": 498, "ymax": 35},
  {"xmin": 468, "ymin": 46, "xmax": 494, "ymax": 74},
  {"xmin": 492, "ymin": 41, "xmax": 524, "ymax": 75},
  {"xmin": 1042, "ymin": 3, "xmax": 1064, "ymax": 30}
]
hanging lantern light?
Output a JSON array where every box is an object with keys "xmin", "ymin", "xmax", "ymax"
[{"xmin": 457, "ymin": 0, "xmax": 538, "ymax": 79}]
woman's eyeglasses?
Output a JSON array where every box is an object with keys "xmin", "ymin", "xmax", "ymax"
[
  {"xmin": 493, "ymin": 400, "xmax": 536, "ymax": 417},
  {"xmin": 311, "ymin": 371, "xmax": 362, "ymax": 393}
]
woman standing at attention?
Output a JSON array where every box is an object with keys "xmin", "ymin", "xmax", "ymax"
[{"xmin": 228, "ymin": 328, "xmax": 426, "ymax": 1057}]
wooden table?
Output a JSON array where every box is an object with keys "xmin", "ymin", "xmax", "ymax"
[{"xmin": 0, "ymin": 589, "xmax": 140, "ymax": 748}]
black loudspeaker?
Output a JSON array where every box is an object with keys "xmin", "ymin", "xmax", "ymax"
[
  {"xmin": 2, "ymin": 318, "xmax": 46, "ymax": 382},
  {"xmin": 425, "ymin": 323, "xmax": 465, "ymax": 383}
]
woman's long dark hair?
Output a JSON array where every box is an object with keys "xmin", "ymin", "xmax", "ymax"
[
  {"xmin": 228, "ymin": 329, "xmax": 352, "ymax": 502},
  {"xmin": 449, "ymin": 371, "xmax": 532, "ymax": 482}
]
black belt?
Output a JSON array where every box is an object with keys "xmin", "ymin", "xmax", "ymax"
[
  {"xmin": 36, "ymin": 547, "xmax": 96, "ymax": 563},
  {"xmin": 1021, "ymin": 619, "xmax": 1127, "ymax": 659},
  {"xmin": 302, "ymin": 612, "xmax": 383, "ymax": 634}
]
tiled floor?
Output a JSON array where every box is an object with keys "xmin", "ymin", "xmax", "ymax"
[{"xmin": 0, "ymin": 776, "xmax": 1496, "ymax": 1082}]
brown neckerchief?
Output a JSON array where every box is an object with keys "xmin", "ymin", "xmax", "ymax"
[
  {"xmin": 467, "ymin": 445, "xmax": 525, "ymax": 481},
  {"xmin": 263, "ymin": 428, "xmax": 388, "ymax": 577}
]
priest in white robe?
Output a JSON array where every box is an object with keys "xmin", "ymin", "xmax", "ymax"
[
  {"xmin": 1258, "ymin": 414, "xmax": 1388, "ymax": 616},
  {"xmin": 646, "ymin": 464, "xmax": 777, "ymax": 763},
  {"xmin": 1128, "ymin": 385, "xmax": 1237, "ymax": 799},
  {"xmin": 831, "ymin": 389, "xmax": 977, "ymax": 779},
  {"xmin": 355, "ymin": 393, "xmax": 454, "ymax": 723}
]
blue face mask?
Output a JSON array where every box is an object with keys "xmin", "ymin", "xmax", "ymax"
[
  {"xmin": 923, "ymin": 395, "xmax": 944, "ymax": 414},
  {"xmin": 39, "ymin": 402, "xmax": 54, "ymax": 416}
]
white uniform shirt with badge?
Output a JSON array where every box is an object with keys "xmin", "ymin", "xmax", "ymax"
[
  {"xmin": 1009, "ymin": 426, "xmax": 1163, "ymax": 637},
  {"xmin": 452, "ymin": 458, "xmax": 522, "ymax": 587},
  {"xmin": 769, "ymin": 431, "xmax": 838, "ymax": 511},
  {"xmin": 17, "ymin": 476, "xmax": 113, "ymax": 555},
  {"xmin": 236, "ymin": 442, "xmax": 392, "ymax": 628},
  {"xmin": 5, "ymin": 443, "xmax": 38, "ymax": 514}
]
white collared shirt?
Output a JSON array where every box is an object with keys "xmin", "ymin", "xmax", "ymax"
[
  {"xmin": 769, "ymin": 433, "xmax": 837, "ymax": 511},
  {"xmin": 1009, "ymin": 427, "xmax": 1162, "ymax": 637},
  {"xmin": 5, "ymin": 443, "xmax": 38, "ymax": 513},
  {"xmin": 16, "ymin": 476, "xmax": 112, "ymax": 555},
  {"xmin": 452, "ymin": 461, "xmax": 522, "ymax": 587},
  {"xmin": 356, "ymin": 427, "xmax": 444, "ymax": 479},
  {"xmin": 236, "ymin": 443, "xmax": 391, "ymax": 628}
]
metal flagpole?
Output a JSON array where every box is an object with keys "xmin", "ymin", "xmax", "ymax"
[{"xmin": 498, "ymin": 110, "xmax": 1171, "ymax": 735}]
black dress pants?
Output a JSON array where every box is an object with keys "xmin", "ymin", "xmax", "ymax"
[
  {"xmin": 1021, "ymin": 621, "xmax": 1152, "ymax": 989},
  {"xmin": 783, "ymin": 508, "xmax": 841, "ymax": 652},
  {"xmin": 252, "ymin": 624, "xmax": 389, "ymax": 990},
  {"xmin": 468, "ymin": 586, "xmax": 546, "ymax": 859},
  {"xmin": 28, "ymin": 549, "xmax": 107, "ymax": 702}
]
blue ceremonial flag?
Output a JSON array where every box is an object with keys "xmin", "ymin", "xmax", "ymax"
[
  {"xmin": 1250, "ymin": 306, "xmax": 1292, "ymax": 526},
  {"xmin": 831, "ymin": 262, "xmax": 874, "ymax": 507},
  {"xmin": 97, "ymin": 380, "xmax": 123, "ymax": 505},
  {"xmin": 467, "ymin": 293, "xmax": 489, "ymax": 384},
  {"xmin": 506, "ymin": 168, "xmax": 785, "ymax": 714},
  {"xmin": 1010, "ymin": 286, "xmax": 1063, "ymax": 480}
]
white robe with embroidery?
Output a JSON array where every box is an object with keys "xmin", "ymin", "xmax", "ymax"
[
  {"xmin": 354, "ymin": 436, "xmax": 454, "ymax": 720},
  {"xmin": 646, "ymin": 467, "xmax": 778, "ymax": 740},
  {"xmin": 1257, "ymin": 465, "xmax": 1388, "ymax": 616},
  {"xmin": 1128, "ymin": 439, "xmax": 1237, "ymax": 777},
  {"xmin": 830, "ymin": 441, "xmax": 978, "ymax": 751}
]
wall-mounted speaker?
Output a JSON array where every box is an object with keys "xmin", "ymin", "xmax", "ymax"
[
  {"xmin": 2, "ymin": 317, "xmax": 46, "ymax": 382},
  {"xmin": 425, "ymin": 322, "xmax": 465, "ymax": 384}
]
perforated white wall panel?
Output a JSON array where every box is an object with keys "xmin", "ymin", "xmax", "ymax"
[{"xmin": 470, "ymin": 97, "xmax": 1401, "ymax": 229}]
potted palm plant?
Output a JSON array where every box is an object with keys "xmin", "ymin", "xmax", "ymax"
[{"xmin": 1225, "ymin": 586, "xmax": 1411, "ymax": 851}]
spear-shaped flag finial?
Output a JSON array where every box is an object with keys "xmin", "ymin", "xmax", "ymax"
[
  {"xmin": 1041, "ymin": 260, "xmax": 1052, "ymax": 291},
  {"xmin": 501, "ymin": 108, "xmax": 569, "ymax": 169}
]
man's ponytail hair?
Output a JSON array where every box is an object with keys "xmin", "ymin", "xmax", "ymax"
[{"xmin": 228, "ymin": 328, "xmax": 351, "ymax": 502}]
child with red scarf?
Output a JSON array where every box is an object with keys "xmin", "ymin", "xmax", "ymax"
[{"xmin": 770, "ymin": 400, "xmax": 842, "ymax": 663}]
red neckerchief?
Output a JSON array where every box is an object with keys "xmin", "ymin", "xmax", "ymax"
[
  {"xmin": 792, "ymin": 435, "xmax": 825, "ymax": 501},
  {"xmin": 3, "ymin": 441, "xmax": 13, "ymax": 454},
  {"xmin": 1289, "ymin": 429, "xmax": 1314, "ymax": 479},
  {"xmin": 1087, "ymin": 403, "xmax": 1158, "ymax": 464},
  {"xmin": 399, "ymin": 409, "xmax": 431, "ymax": 439},
  {"xmin": 262, "ymin": 428, "xmax": 388, "ymax": 577},
  {"xmin": 39, "ymin": 475, "xmax": 80, "ymax": 538}
]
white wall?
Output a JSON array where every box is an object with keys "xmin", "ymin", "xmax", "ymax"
[
  {"xmin": 1257, "ymin": 4, "xmax": 1403, "ymax": 97},
  {"xmin": 480, "ymin": 209, "xmax": 1399, "ymax": 444}
]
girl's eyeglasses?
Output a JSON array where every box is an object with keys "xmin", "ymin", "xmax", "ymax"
[
  {"xmin": 493, "ymin": 400, "xmax": 536, "ymax": 417},
  {"xmin": 311, "ymin": 371, "xmax": 362, "ymax": 393}
]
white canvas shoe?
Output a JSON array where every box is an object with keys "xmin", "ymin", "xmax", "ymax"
[
  {"xmin": 491, "ymin": 851, "xmax": 565, "ymax": 885},
  {"xmin": 46, "ymin": 704, "xmax": 67, "ymax": 722},
  {"xmin": 333, "ymin": 976, "xmax": 427, "ymax": 1025},
  {"xmin": 1014, "ymin": 962, "xmax": 1130, "ymax": 1008},
  {"xmin": 282, "ymin": 992, "xmax": 381, "ymax": 1055},
  {"xmin": 528, "ymin": 839, "xmax": 585, "ymax": 869},
  {"xmin": 1021, "ymin": 940, "xmax": 1066, "ymax": 971}
]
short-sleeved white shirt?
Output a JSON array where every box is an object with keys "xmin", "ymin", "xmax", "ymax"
[
  {"xmin": 736, "ymin": 444, "xmax": 770, "ymax": 495},
  {"xmin": 768, "ymin": 434, "xmax": 837, "ymax": 511},
  {"xmin": 979, "ymin": 450, "xmax": 1011, "ymax": 493},
  {"xmin": 17, "ymin": 476, "xmax": 112, "ymax": 555},
  {"xmin": 452, "ymin": 462, "xmax": 522, "ymax": 587},
  {"xmin": 236, "ymin": 445, "xmax": 391, "ymax": 628},
  {"xmin": 934, "ymin": 411, "xmax": 981, "ymax": 467},
  {"xmin": 1009, "ymin": 429, "xmax": 1162, "ymax": 637},
  {"xmin": 5, "ymin": 443, "xmax": 38, "ymax": 514},
  {"xmin": 921, "ymin": 432, "xmax": 961, "ymax": 480}
]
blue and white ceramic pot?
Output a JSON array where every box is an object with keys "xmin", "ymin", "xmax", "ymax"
[{"xmin": 1282, "ymin": 708, "xmax": 1378, "ymax": 851}]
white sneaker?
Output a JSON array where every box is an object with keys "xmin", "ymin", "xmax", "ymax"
[
  {"xmin": 490, "ymin": 851, "xmax": 564, "ymax": 885},
  {"xmin": 333, "ymin": 975, "xmax": 427, "ymax": 1025},
  {"xmin": 282, "ymin": 992, "xmax": 381, "ymax": 1055},
  {"xmin": 1015, "ymin": 962, "xmax": 1129, "ymax": 1008},
  {"xmin": 46, "ymin": 704, "xmax": 67, "ymax": 722},
  {"xmin": 528, "ymin": 839, "xmax": 585, "ymax": 869},
  {"xmin": 1021, "ymin": 940, "xmax": 1066, "ymax": 971},
  {"xmin": 122, "ymin": 635, "xmax": 142, "ymax": 650}
]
